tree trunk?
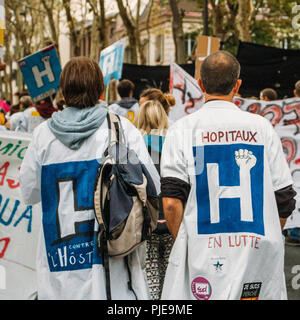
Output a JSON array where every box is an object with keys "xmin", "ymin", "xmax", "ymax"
[
  {"xmin": 86, "ymin": 0, "xmax": 108, "ymax": 57},
  {"xmin": 62, "ymin": 0, "xmax": 80, "ymax": 56},
  {"xmin": 209, "ymin": 0, "xmax": 227, "ymax": 40},
  {"xmin": 203, "ymin": 0, "xmax": 209, "ymax": 35},
  {"xmin": 145, "ymin": 0, "xmax": 154, "ymax": 63},
  {"xmin": 40, "ymin": 0, "xmax": 60, "ymax": 56},
  {"xmin": 116, "ymin": 0, "xmax": 138, "ymax": 64},
  {"xmin": 90, "ymin": 16, "xmax": 100, "ymax": 60},
  {"xmin": 237, "ymin": 0, "xmax": 253, "ymax": 42},
  {"xmin": 99, "ymin": 0, "xmax": 109, "ymax": 49},
  {"xmin": 135, "ymin": 0, "xmax": 146, "ymax": 65},
  {"xmin": 169, "ymin": 0, "xmax": 186, "ymax": 64}
]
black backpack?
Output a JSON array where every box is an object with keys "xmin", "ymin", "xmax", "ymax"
[{"xmin": 93, "ymin": 112, "xmax": 159, "ymax": 299}]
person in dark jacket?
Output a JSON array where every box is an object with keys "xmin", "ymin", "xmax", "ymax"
[{"xmin": 109, "ymin": 79, "xmax": 139, "ymax": 123}]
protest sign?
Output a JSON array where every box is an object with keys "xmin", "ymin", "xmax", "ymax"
[
  {"xmin": 99, "ymin": 38, "xmax": 126, "ymax": 87},
  {"xmin": 18, "ymin": 45, "xmax": 62, "ymax": 103},
  {"xmin": 235, "ymin": 96, "xmax": 300, "ymax": 229},
  {"xmin": 234, "ymin": 97, "xmax": 300, "ymax": 132},
  {"xmin": 194, "ymin": 35, "xmax": 220, "ymax": 80},
  {"xmin": 274, "ymin": 125, "xmax": 300, "ymax": 229},
  {"xmin": 0, "ymin": 131, "xmax": 41, "ymax": 300},
  {"xmin": 169, "ymin": 63, "xmax": 204, "ymax": 121}
]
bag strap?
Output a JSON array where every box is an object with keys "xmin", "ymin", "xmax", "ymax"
[
  {"xmin": 101, "ymin": 112, "xmax": 133, "ymax": 301},
  {"xmin": 107, "ymin": 112, "xmax": 126, "ymax": 146},
  {"xmin": 100, "ymin": 226, "xmax": 112, "ymax": 300},
  {"xmin": 141, "ymin": 205, "xmax": 152, "ymax": 241},
  {"xmin": 124, "ymin": 256, "xmax": 138, "ymax": 300}
]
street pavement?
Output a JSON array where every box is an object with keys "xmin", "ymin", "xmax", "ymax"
[{"xmin": 285, "ymin": 244, "xmax": 300, "ymax": 300}]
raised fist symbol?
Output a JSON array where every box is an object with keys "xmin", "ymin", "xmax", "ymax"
[{"xmin": 235, "ymin": 149, "xmax": 257, "ymax": 170}]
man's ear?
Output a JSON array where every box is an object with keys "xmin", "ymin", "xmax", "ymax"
[
  {"xmin": 198, "ymin": 78, "xmax": 206, "ymax": 93},
  {"xmin": 233, "ymin": 79, "xmax": 242, "ymax": 95}
]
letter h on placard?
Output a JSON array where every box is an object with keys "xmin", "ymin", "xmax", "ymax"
[{"xmin": 32, "ymin": 56, "xmax": 55, "ymax": 88}]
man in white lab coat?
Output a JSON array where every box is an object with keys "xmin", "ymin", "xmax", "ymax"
[{"xmin": 160, "ymin": 50, "xmax": 296, "ymax": 300}]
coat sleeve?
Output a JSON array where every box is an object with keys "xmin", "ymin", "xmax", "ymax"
[
  {"xmin": 275, "ymin": 184, "xmax": 296, "ymax": 219},
  {"xmin": 19, "ymin": 131, "xmax": 42, "ymax": 205}
]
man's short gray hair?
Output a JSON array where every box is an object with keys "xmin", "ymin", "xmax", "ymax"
[{"xmin": 200, "ymin": 50, "xmax": 241, "ymax": 95}]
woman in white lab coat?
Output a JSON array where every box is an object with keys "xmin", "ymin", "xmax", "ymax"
[{"xmin": 19, "ymin": 56, "xmax": 160, "ymax": 300}]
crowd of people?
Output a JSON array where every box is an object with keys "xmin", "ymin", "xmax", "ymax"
[{"xmin": 0, "ymin": 51, "xmax": 299, "ymax": 300}]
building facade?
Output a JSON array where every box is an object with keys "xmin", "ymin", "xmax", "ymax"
[{"xmin": 59, "ymin": 0, "xmax": 203, "ymax": 67}]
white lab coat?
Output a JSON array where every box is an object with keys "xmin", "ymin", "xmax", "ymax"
[
  {"xmin": 13, "ymin": 107, "xmax": 45, "ymax": 133},
  {"xmin": 161, "ymin": 100, "xmax": 293, "ymax": 300},
  {"xmin": 20, "ymin": 115, "xmax": 160, "ymax": 300}
]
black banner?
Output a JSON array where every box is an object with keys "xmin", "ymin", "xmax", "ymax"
[
  {"xmin": 121, "ymin": 63, "xmax": 195, "ymax": 99},
  {"xmin": 236, "ymin": 41, "xmax": 300, "ymax": 99},
  {"xmin": 121, "ymin": 41, "xmax": 300, "ymax": 101}
]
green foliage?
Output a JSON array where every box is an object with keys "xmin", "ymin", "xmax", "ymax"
[
  {"xmin": 251, "ymin": 0, "xmax": 300, "ymax": 49},
  {"xmin": 199, "ymin": 0, "xmax": 300, "ymax": 53}
]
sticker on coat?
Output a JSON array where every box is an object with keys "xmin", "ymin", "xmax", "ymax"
[
  {"xmin": 191, "ymin": 276, "xmax": 212, "ymax": 300},
  {"xmin": 209, "ymin": 256, "xmax": 228, "ymax": 275},
  {"xmin": 240, "ymin": 282, "xmax": 262, "ymax": 300}
]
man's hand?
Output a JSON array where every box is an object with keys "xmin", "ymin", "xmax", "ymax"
[{"xmin": 162, "ymin": 197, "xmax": 184, "ymax": 240}]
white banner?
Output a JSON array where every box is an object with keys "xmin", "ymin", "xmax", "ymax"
[
  {"xmin": 169, "ymin": 63, "xmax": 204, "ymax": 121},
  {"xmin": 169, "ymin": 63, "xmax": 300, "ymax": 229},
  {"xmin": 0, "ymin": 131, "xmax": 41, "ymax": 300},
  {"xmin": 234, "ymin": 96, "xmax": 300, "ymax": 130},
  {"xmin": 235, "ymin": 97, "xmax": 300, "ymax": 229},
  {"xmin": 275, "ymin": 125, "xmax": 300, "ymax": 229}
]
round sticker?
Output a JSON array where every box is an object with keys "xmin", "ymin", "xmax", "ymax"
[{"xmin": 191, "ymin": 276, "xmax": 212, "ymax": 300}]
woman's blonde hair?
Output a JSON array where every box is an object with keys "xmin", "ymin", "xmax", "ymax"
[{"xmin": 134, "ymin": 100, "xmax": 169, "ymax": 135}]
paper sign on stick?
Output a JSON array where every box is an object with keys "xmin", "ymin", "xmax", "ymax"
[
  {"xmin": 195, "ymin": 35, "xmax": 220, "ymax": 80},
  {"xmin": 99, "ymin": 38, "xmax": 126, "ymax": 86}
]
